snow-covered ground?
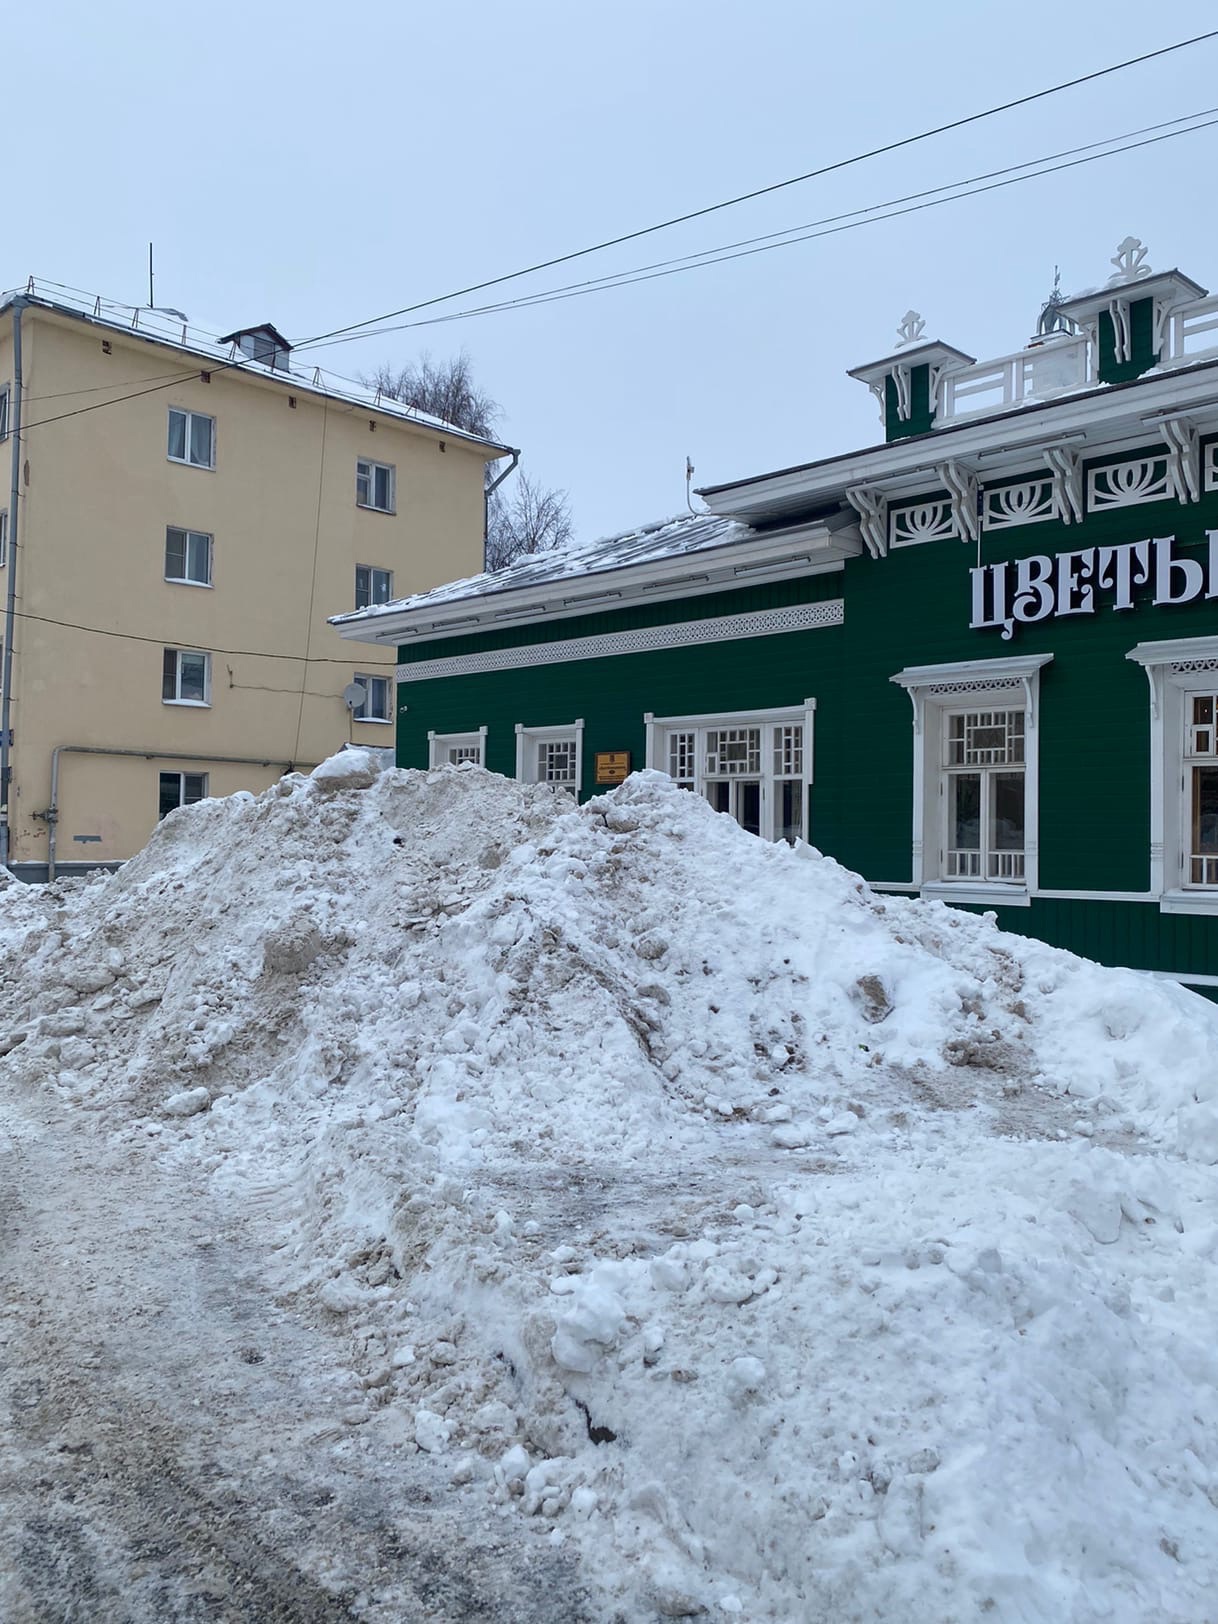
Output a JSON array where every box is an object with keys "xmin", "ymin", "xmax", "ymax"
[{"xmin": 2, "ymin": 756, "xmax": 1217, "ymax": 1622}]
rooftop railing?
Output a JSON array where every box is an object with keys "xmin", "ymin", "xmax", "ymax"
[{"xmin": 937, "ymin": 336, "xmax": 1089, "ymax": 424}]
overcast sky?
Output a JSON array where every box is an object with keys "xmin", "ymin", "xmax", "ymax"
[{"xmin": 14, "ymin": 2, "xmax": 1218, "ymax": 544}]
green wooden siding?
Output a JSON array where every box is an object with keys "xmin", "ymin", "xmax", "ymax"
[
  {"xmin": 1097, "ymin": 295, "xmax": 1157, "ymax": 385},
  {"xmin": 394, "ymin": 453, "xmax": 1218, "ymax": 986},
  {"xmin": 884, "ymin": 362, "xmax": 934, "ymax": 441}
]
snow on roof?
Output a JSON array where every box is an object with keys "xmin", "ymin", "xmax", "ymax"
[
  {"xmin": 0, "ymin": 277, "xmax": 512, "ymax": 455},
  {"xmin": 332, "ymin": 512, "xmax": 750, "ymax": 624}
]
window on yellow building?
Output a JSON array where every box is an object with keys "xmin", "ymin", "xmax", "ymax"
[
  {"xmin": 356, "ymin": 459, "xmax": 395, "ymax": 513},
  {"xmin": 168, "ymin": 407, "xmax": 214, "ymax": 469},
  {"xmin": 159, "ymin": 772, "xmax": 208, "ymax": 819},
  {"xmin": 355, "ymin": 565, "xmax": 393, "ymax": 608},
  {"xmin": 162, "ymin": 648, "xmax": 211, "ymax": 706},
  {"xmin": 352, "ymin": 673, "xmax": 391, "ymax": 722},
  {"xmin": 165, "ymin": 527, "xmax": 212, "ymax": 587}
]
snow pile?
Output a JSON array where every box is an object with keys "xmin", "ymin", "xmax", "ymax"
[{"xmin": 2, "ymin": 762, "xmax": 1218, "ymax": 1620}]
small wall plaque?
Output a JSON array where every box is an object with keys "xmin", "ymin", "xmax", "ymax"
[{"xmin": 595, "ymin": 751, "xmax": 631, "ymax": 785}]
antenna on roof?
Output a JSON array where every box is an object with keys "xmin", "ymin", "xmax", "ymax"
[{"xmin": 685, "ymin": 456, "xmax": 697, "ymax": 515}]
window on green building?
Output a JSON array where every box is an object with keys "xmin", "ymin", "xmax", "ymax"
[
  {"xmin": 1126, "ymin": 638, "xmax": 1218, "ymax": 912},
  {"xmin": 516, "ymin": 721, "xmax": 584, "ymax": 797},
  {"xmin": 1186, "ymin": 694, "xmax": 1218, "ymax": 886},
  {"xmin": 428, "ymin": 728, "xmax": 486, "ymax": 768},
  {"xmin": 890, "ymin": 654, "xmax": 1050, "ymax": 904},
  {"xmin": 650, "ymin": 707, "xmax": 811, "ymax": 844},
  {"xmin": 943, "ymin": 709, "xmax": 1026, "ymax": 882}
]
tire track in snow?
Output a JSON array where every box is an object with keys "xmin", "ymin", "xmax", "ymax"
[{"xmin": 0, "ymin": 1106, "xmax": 592, "ymax": 1623}]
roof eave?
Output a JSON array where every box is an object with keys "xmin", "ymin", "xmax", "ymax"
[
  {"xmin": 698, "ymin": 355, "xmax": 1218, "ymax": 519},
  {"xmin": 0, "ymin": 292, "xmax": 512, "ymax": 457},
  {"xmin": 332, "ymin": 520, "xmax": 851, "ymax": 646}
]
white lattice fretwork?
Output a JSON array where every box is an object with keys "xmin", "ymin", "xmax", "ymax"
[
  {"xmin": 926, "ymin": 678, "xmax": 1023, "ymax": 701},
  {"xmin": 394, "ymin": 599, "xmax": 844, "ymax": 683},
  {"xmin": 1087, "ymin": 457, "xmax": 1172, "ymax": 511},
  {"xmin": 983, "ymin": 480, "xmax": 1055, "ymax": 531},
  {"xmin": 890, "ymin": 501, "xmax": 956, "ymax": 547}
]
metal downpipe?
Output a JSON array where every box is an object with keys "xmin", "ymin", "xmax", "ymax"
[{"xmin": 1, "ymin": 298, "xmax": 26, "ymax": 868}]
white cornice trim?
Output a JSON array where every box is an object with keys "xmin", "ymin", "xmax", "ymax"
[
  {"xmin": 701, "ymin": 361, "xmax": 1218, "ymax": 518},
  {"xmin": 1126, "ymin": 635, "xmax": 1218, "ymax": 667},
  {"xmin": 394, "ymin": 599, "xmax": 843, "ymax": 683},
  {"xmin": 890, "ymin": 653, "xmax": 1053, "ymax": 690}
]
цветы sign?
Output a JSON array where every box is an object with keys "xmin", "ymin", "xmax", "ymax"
[{"xmin": 971, "ymin": 532, "xmax": 1218, "ymax": 638}]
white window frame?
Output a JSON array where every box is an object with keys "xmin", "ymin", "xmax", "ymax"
[
  {"xmin": 644, "ymin": 702, "xmax": 815, "ymax": 843},
  {"xmin": 356, "ymin": 458, "xmax": 396, "ymax": 514},
  {"xmin": 428, "ymin": 727, "xmax": 487, "ymax": 768},
  {"xmin": 515, "ymin": 720, "xmax": 584, "ymax": 795},
  {"xmin": 0, "ymin": 384, "xmax": 9, "ymax": 442},
  {"xmin": 355, "ymin": 564, "xmax": 394, "ymax": 609},
  {"xmin": 890, "ymin": 655, "xmax": 1052, "ymax": 907},
  {"xmin": 352, "ymin": 672, "xmax": 393, "ymax": 723},
  {"xmin": 167, "ymin": 407, "xmax": 215, "ymax": 469},
  {"xmin": 0, "ymin": 509, "xmax": 7, "ymax": 569},
  {"xmin": 164, "ymin": 525, "xmax": 213, "ymax": 587},
  {"xmin": 158, "ymin": 770, "xmax": 209, "ymax": 819},
  {"xmin": 1127, "ymin": 635, "xmax": 1218, "ymax": 915},
  {"xmin": 162, "ymin": 647, "xmax": 212, "ymax": 707}
]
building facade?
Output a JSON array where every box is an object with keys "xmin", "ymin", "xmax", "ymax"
[
  {"xmin": 0, "ymin": 282, "xmax": 509, "ymax": 878},
  {"xmin": 336, "ymin": 241, "xmax": 1218, "ymax": 995}
]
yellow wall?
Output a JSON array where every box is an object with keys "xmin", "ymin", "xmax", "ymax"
[{"xmin": 0, "ymin": 305, "xmax": 498, "ymax": 871}]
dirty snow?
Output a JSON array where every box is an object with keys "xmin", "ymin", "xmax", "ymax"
[{"xmin": 2, "ymin": 760, "xmax": 1217, "ymax": 1622}]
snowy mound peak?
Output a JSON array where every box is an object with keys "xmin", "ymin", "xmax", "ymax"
[{"xmin": 3, "ymin": 763, "xmax": 1218, "ymax": 1620}]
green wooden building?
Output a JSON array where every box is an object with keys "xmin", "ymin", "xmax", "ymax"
[{"xmin": 335, "ymin": 239, "xmax": 1218, "ymax": 995}]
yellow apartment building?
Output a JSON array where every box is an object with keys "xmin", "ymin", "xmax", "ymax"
[{"xmin": 0, "ymin": 281, "xmax": 510, "ymax": 879}]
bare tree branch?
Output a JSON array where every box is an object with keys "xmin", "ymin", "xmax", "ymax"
[
  {"xmin": 361, "ymin": 353, "xmax": 574, "ymax": 571},
  {"xmin": 362, "ymin": 351, "xmax": 500, "ymax": 440},
  {"xmin": 486, "ymin": 474, "xmax": 573, "ymax": 572}
]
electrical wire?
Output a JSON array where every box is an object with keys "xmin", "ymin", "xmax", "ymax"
[
  {"xmin": 5, "ymin": 603, "xmax": 374, "ymax": 663},
  {"xmin": 294, "ymin": 28, "xmax": 1218, "ymax": 351},
  {"xmin": 296, "ymin": 111, "xmax": 1218, "ymax": 347},
  {"xmin": 11, "ymin": 105, "xmax": 1213, "ymax": 437},
  {"xmin": 0, "ymin": 40, "xmax": 1213, "ymax": 668}
]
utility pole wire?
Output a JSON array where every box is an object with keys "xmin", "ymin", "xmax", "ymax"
[{"xmin": 295, "ymin": 28, "xmax": 1218, "ymax": 351}]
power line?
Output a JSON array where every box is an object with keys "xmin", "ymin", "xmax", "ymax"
[
  {"xmin": 3, "ymin": 70, "xmax": 1213, "ymax": 447},
  {"xmin": 296, "ymin": 111, "xmax": 1218, "ymax": 346},
  {"xmin": 294, "ymin": 28, "xmax": 1218, "ymax": 351},
  {"xmin": 11, "ymin": 106, "xmax": 1213, "ymax": 431},
  {"xmin": 6, "ymin": 603, "xmax": 370, "ymax": 664}
]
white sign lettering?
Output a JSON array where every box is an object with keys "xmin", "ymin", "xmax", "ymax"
[{"xmin": 971, "ymin": 532, "xmax": 1218, "ymax": 638}]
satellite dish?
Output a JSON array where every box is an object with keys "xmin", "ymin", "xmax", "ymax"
[{"xmin": 343, "ymin": 682, "xmax": 367, "ymax": 710}]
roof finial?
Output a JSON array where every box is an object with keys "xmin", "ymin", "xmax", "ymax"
[
  {"xmin": 895, "ymin": 310, "xmax": 926, "ymax": 348},
  {"xmin": 1107, "ymin": 236, "xmax": 1152, "ymax": 287},
  {"xmin": 1036, "ymin": 265, "xmax": 1074, "ymax": 336}
]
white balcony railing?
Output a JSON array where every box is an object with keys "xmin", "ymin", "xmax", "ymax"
[
  {"xmin": 937, "ymin": 336, "xmax": 1089, "ymax": 424},
  {"xmin": 1158, "ymin": 295, "xmax": 1218, "ymax": 370}
]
